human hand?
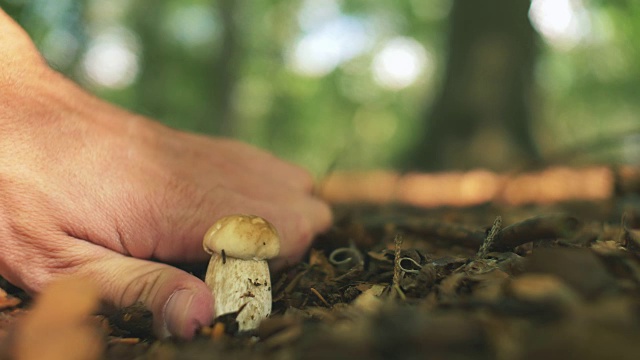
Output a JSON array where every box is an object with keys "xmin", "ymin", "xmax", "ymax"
[{"xmin": 0, "ymin": 10, "xmax": 332, "ymax": 339}]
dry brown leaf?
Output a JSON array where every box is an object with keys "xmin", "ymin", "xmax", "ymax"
[
  {"xmin": 509, "ymin": 274, "xmax": 579, "ymax": 306},
  {"xmin": 0, "ymin": 287, "xmax": 20, "ymax": 310},
  {"xmin": 351, "ymin": 284, "xmax": 385, "ymax": 313},
  {"xmin": 308, "ymin": 249, "xmax": 336, "ymax": 279},
  {"xmin": 13, "ymin": 276, "xmax": 104, "ymax": 360}
]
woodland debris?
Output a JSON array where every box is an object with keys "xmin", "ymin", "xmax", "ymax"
[
  {"xmin": 12, "ymin": 277, "xmax": 103, "ymax": 360},
  {"xmin": 0, "ymin": 288, "xmax": 20, "ymax": 310},
  {"xmin": 8, "ymin": 197, "xmax": 640, "ymax": 359},
  {"xmin": 477, "ymin": 215, "xmax": 502, "ymax": 258},
  {"xmin": 107, "ymin": 302, "xmax": 153, "ymax": 339},
  {"xmin": 526, "ymin": 248, "xmax": 617, "ymax": 300},
  {"xmin": 489, "ymin": 214, "xmax": 581, "ymax": 252}
]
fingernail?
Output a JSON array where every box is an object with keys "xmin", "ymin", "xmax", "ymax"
[{"xmin": 163, "ymin": 290, "xmax": 197, "ymax": 338}]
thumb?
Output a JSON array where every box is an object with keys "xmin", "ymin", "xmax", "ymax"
[{"xmin": 72, "ymin": 241, "xmax": 214, "ymax": 339}]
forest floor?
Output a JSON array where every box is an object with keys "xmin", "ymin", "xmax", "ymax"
[{"xmin": 2, "ymin": 167, "xmax": 640, "ymax": 359}]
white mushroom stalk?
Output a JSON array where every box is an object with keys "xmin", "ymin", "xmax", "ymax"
[{"xmin": 203, "ymin": 214, "xmax": 280, "ymax": 331}]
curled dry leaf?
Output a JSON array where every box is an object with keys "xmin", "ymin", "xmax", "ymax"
[{"xmin": 0, "ymin": 287, "xmax": 20, "ymax": 310}]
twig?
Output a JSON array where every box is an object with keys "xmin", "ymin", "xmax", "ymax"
[
  {"xmin": 310, "ymin": 287, "xmax": 331, "ymax": 308},
  {"xmin": 389, "ymin": 234, "xmax": 409, "ymax": 300},
  {"xmin": 477, "ymin": 216, "xmax": 502, "ymax": 258},
  {"xmin": 392, "ymin": 233, "xmax": 403, "ymax": 288},
  {"xmin": 283, "ymin": 268, "xmax": 309, "ymax": 294},
  {"xmin": 489, "ymin": 214, "xmax": 581, "ymax": 252},
  {"xmin": 368, "ymin": 214, "xmax": 582, "ymax": 253},
  {"xmin": 393, "ymin": 284, "xmax": 407, "ymax": 301}
]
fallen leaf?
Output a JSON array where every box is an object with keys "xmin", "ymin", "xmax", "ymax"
[
  {"xmin": 13, "ymin": 276, "xmax": 104, "ymax": 360},
  {"xmin": 0, "ymin": 288, "xmax": 20, "ymax": 310}
]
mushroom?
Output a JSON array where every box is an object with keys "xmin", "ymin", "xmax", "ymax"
[{"xmin": 203, "ymin": 214, "xmax": 280, "ymax": 331}]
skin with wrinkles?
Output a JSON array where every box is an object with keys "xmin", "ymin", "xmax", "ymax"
[{"xmin": 0, "ymin": 9, "xmax": 332, "ymax": 339}]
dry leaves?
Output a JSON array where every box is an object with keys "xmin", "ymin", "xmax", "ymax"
[
  {"xmin": 13, "ymin": 277, "xmax": 104, "ymax": 360},
  {"xmin": 0, "ymin": 288, "xmax": 20, "ymax": 310}
]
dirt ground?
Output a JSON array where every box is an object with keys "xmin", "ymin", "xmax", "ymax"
[{"xmin": 2, "ymin": 168, "xmax": 640, "ymax": 359}]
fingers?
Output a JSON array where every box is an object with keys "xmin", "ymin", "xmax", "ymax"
[
  {"xmin": 197, "ymin": 140, "xmax": 333, "ymax": 255},
  {"xmin": 12, "ymin": 235, "xmax": 214, "ymax": 339},
  {"xmin": 176, "ymin": 133, "xmax": 315, "ymax": 193},
  {"xmin": 211, "ymin": 138, "xmax": 315, "ymax": 191},
  {"xmin": 153, "ymin": 184, "xmax": 332, "ymax": 265},
  {"xmin": 83, "ymin": 247, "xmax": 213, "ymax": 339}
]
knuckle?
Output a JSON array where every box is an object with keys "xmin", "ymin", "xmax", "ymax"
[
  {"xmin": 316, "ymin": 201, "xmax": 334, "ymax": 232},
  {"xmin": 291, "ymin": 212, "xmax": 314, "ymax": 247},
  {"xmin": 298, "ymin": 170, "xmax": 316, "ymax": 192}
]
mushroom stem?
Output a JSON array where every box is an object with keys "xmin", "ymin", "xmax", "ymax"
[
  {"xmin": 205, "ymin": 252, "xmax": 272, "ymax": 331},
  {"xmin": 202, "ymin": 214, "xmax": 280, "ymax": 331}
]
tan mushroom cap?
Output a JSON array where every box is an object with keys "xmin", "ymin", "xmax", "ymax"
[{"xmin": 203, "ymin": 214, "xmax": 281, "ymax": 260}]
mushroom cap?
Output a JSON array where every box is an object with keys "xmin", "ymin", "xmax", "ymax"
[{"xmin": 203, "ymin": 214, "xmax": 281, "ymax": 260}]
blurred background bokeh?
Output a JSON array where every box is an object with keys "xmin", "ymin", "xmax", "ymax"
[{"xmin": 2, "ymin": 0, "xmax": 639, "ymax": 176}]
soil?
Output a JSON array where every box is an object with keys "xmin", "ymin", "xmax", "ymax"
[{"xmin": 3, "ymin": 190, "xmax": 640, "ymax": 359}]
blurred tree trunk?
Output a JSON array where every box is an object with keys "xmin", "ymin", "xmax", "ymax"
[
  {"xmin": 134, "ymin": 3, "xmax": 168, "ymax": 119},
  {"xmin": 407, "ymin": 0, "xmax": 540, "ymax": 171},
  {"xmin": 209, "ymin": 0, "xmax": 241, "ymax": 136},
  {"xmin": 132, "ymin": 0, "xmax": 242, "ymax": 136}
]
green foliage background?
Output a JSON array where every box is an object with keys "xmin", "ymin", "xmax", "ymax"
[{"xmin": 2, "ymin": 0, "xmax": 638, "ymax": 175}]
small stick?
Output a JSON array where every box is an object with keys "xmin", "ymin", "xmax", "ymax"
[
  {"xmin": 477, "ymin": 216, "xmax": 502, "ymax": 258},
  {"xmin": 107, "ymin": 338, "xmax": 140, "ymax": 345},
  {"xmin": 392, "ymin": 233, "xmax": 403, "ymax": 288},
  {"xmin": 390, "ymin": 234, "xmax": 408, "ymax": 300},
  {"xmin": 310, "ymin": 287, "xmax": 331, "ymax": 307},
  {"xmin": 490, "ymin": 214, "xmax": 580, "ymax": 252},
  {"xmin": 393, "ymin": 284, "xmax": 407, "ymax": 301}
]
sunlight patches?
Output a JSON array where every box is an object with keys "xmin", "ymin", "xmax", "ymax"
[
  {"xmin": 288, "ymin": 15, "xmax": 372, "ymax": 77},
  {"xmin": 297, "ymin": 0, "xmax": 341, "ymax": 31},
  {"xmin": 372, "ymin": 37, "xmax": 431, "ymax": 90},
  {"xmin": 164, "ymin": 4, "xmax": 218, "ymax": 50},
  {"xmin": 529, "ymin": 0, "xmax": 591, "ymax": 50},
  {"xmin": 288, "ymin": 0, "xmax": 372, "ymax": 77},
  {"xmin": 288, "ymin": 0, "xmax": 430, "ymax": 90},
  {"xmin": 81, "ymin": 26, "xmax": 140, "ymax": 89},
  {"xmin": 288, "ymin": 18, "xmax": 430, "ymax": 90}
]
